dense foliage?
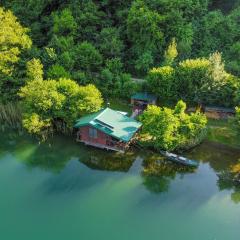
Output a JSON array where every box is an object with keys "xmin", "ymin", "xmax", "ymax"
[
  {"xmin": 1, "ymin": 1, "xmax": 240, "ymax": 104},
  {"xmin": 19, "ymin": 77, "xmax": 103, "ymax": 138},
  {"xmin": 0, "ymin": 7, "xmax": 32, "ymax": 102},
  {"xmin": 0, "ymin": 7, "xmax": 32, "ymax": 75},
  {"xmin": 0, "ymin": 1, "xmax": 240, "ymax": 142},
  {"xmin": 147, "ymin": 52, "xmax": 238, "ymax": 107},
  {"xmin": 139, "ymin": 101, "xmax": 207, "ymax": 151},
  {"xmin": 17, "ymin": 57, "xmax": 103, "ymax": 138}
]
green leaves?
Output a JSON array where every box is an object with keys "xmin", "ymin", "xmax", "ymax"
[
  {"xmin": 0, "ymin": 7, "xmax": 32, "ymax": 75},
  {"xmin": 147, "ymin": 66, "xmax": 175, "ymax": 103},
  {"xmin": 98, "ymin": 27, "xmax": 124, "ymax": 59},
  {"xmin": 99, "ymin": 58, "xmax": 138, "ymax": 98},
  {"xmin": 127, "ymin": 0, "xmax": 164, "ymax": 73},
  {"xmin": 74, "ymin": 41, "xmax": 103, "ymax": 73},
  {"xmin": 147, "ymin": 52, "xmax": 239, "ymax": 107},
  {"xmin": 26, "ymin": 58, "xmax": 43, "ymax": 81},
  {"xmin": 52, "ymin": 9, "xmax": 77, "ymax": 36},
  {"xmin": 164, "ymin": 38, "xmax": 178, "ymax": 66},
  {"xmin": 19, "ymin": 77, "xmax": 103, "ymax": 137},
  {"xmin": 140, "ymin": 101, "xmax": 207, "ymax": 151}
]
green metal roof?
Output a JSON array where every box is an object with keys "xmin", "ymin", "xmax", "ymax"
[
  {"xmin": 131, "ymin": 92, "xmax": 157, "ymax": 102},
  {"xmin": 74, "ymin": 108, "xmax": 142, "ymax": 142}
]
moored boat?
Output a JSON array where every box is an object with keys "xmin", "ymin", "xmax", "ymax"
[{"xmin": 160, "ymin": 151, "xmax": 199, "ymax": 167}]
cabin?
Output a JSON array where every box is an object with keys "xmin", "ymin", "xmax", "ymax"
[
  {"xmin": 131, "ymin": 92, "xmax": 157, "ymax": 117},
  {"xmin": 204, "ymin": 106, "xmax": 235, "ymax": 119},
  {"xmin": 188, "ymin": 106, "xmax": 235, "ymax": 119},
  {"xmin": 74, "ymin": 108, "xmax": 142, "ymax": 153}
]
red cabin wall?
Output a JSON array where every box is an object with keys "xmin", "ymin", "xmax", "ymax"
[{"xmin": 78, "ymin": 125, "xmax": 109, "ymax": 145}]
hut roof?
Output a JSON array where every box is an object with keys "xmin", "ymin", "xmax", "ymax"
[
  {"xmin": 205, "ymin": 106, "xmax": 235, "ymax": 113},
  {"xmin": 74, "ymin": 108, "xmax": 142, "ymax": 142},
  {"xmin": 131, "ymin": 92, "xmax": 157, "ymax": 102}
]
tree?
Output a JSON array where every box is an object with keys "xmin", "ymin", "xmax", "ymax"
[
  {"xmin": 127, "ymin": 0, "xmax": 164, "ymax": 73},
  {"xmin": 47, "ymin": 64, "xmax": 71, "ymax": 79},
  {"xmin": 74, "ymin": 41, "xmax": 103, "ymax": 74},
  {"xmin": 70, "ymin": 0, "xmax": 104, "ymax": 42},
  {"xmin": 98, "ymin": 27, "xmax": 124, "ymax": 59},
  {"xmin": 227, "ymin": 42, "xmax": 240, "ymax": 76},
  {"xmin": 164, "ymin": 38, "xmax": 178, "ymax": 66},
  {"xmin": 176, "ymin": 58, "xmax": 210, "ymax": 103},
  {"xmin": 198, "ymin": 52, "xmax": 238, "ymax": 107},
  {"xmin": 140, "ymin": 100, "xmax": 207, "ymax": 151},
  {"xmin": 147, "ymin": 66, "xmax": 175, "ymax": 103},
  {"xmin": 100, "ymin": 58, "xmax": 138, "ymax": 97},
  {"xmin": 52, "ymin": 9, "xmax": 77, "ymax": 36},
  {"xmin": 127, "ymin": 0, "xmax": 164, "ymax": 52},
  {"xmin": 0, "ymin": 7, "xmax": 32, "ymax": 75},
  {"xmin": 135, "ymin": 51, "xmax": 154, "ymax": 75},
  {"xmin": 208, "ymin": 52, "xmax": 228, "ymax": 82},
  {"xmin": 18, "ymin": 77, "xmax": 103, "ymax": 138},
  {"xmin": 26, "ymin": 58, "xmax": 43, "ymax": 81}
]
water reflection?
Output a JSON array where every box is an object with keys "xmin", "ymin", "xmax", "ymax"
[
  {"xmin": 141, "ymin": 153, "xmax": 195, "ymax": 193},
  {"xmin": 1, "ymin": 131, "xmax": 240, "ymax": 203},
  {"xmin": 187, "ymin": 141, "xmax": 240, "ymax": 171},
  {"xmin": 0, "ymin": 131, "xmax": 136, "ymax": 173},
  {"xmin": 80, "ymin": 150, "xmax": 135, "ymax": 172},
  {"xmin": 217, "ymin": 160, "xmax": 240, "ymax": 204}
]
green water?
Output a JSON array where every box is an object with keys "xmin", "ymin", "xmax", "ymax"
[{"xmin": 0, "ymin": 131, "xmax": 240, "ymax": 240}]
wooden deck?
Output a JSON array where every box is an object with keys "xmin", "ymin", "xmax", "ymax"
[{"xmin": 77, "ymin": 139, "xmax": 125, "ymax": 153}]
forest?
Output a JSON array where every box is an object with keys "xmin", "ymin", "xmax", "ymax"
[{"xmin": 0, "ymin": 0, "xmax": 240, "ymax": 145}]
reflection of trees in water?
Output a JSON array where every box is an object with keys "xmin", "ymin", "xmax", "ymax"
[
  {"xmin": 217, "ymin": 160, "xmax": 240, "ymax": 204},
  {"xmin": 187, "ymin": 141, "xmax": 240, "ymax": 172},
  {"xmin": 80, "ymin": 151, "xmax": 136, "ymax": 172},
  {"xmin": 0, "ymin": 130, "xmax": 137, "ymax": 173},
  {"xmin": 0, "ymin": 131, "xmax": 81, "ymax": 172},
  {"xmin": 142, "ymin": 154, "xmax": 195, "ymax": 193},
  {"xmin": 188, "ymin": 141, "xmax": 240, "ymax": 204}
]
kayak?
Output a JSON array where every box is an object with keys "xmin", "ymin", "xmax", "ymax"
[{"xmin": 160, "ymin": 151, "xmax": 199, "ymax": 167}]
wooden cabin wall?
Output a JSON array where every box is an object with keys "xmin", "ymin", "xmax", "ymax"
[{"xmin": 78, "ymin": 126, "xmax": 108, "ymax": 145}]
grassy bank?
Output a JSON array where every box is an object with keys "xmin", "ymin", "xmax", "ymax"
[{"xmin": 207, "ymin": 119, "xmax": 240, "ymax": 149}]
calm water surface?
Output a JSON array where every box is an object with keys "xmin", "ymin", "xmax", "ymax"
[{"xmin": 0, "ymin": 131, "xmax": 240, "ymax": 240}]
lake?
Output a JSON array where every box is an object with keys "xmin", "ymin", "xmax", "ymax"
[{"xmin": 0, "ymin": 131, "xmax": 240, "ymax": 240}]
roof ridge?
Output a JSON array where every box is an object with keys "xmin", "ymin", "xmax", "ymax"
[{"xmin": 94, "ymin": 107, "xmax": 109, "ymax": 121}]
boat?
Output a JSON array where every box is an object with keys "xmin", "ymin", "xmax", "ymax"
[{"xmin": 160, "ymin": 151, "xmax": 199, "ymax": 167}]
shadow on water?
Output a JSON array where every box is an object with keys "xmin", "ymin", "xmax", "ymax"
[{"xmin": 140, "ymin": 152, "xmax": 196, "ymax": 194}]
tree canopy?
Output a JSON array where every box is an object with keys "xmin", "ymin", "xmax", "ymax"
[
  {"xmin": 0, "ymin": 7, "xmax": 32, "ymax": 75},
  {"xmin": 19, "ymin": 77, "xmax": 103, "ymax": 138},
  {"xmin": 140, "ymin": 100, "xmax": 207, "ymax": 151},
  {"xmin": 1, "ymin": 1, "xmax": 240, "ymax": 134}
]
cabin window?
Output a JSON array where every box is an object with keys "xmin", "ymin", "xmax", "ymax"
[{"xmin": 89, "ymin": 128, "xmax": 97, "ymax": 138}]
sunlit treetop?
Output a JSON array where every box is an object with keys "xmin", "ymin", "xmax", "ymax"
[{"xmin": 0, "ymin": 7, "xmax": 32, "ymax": 75}]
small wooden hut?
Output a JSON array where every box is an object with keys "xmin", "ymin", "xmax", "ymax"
[
  {"xmin": 188, "ymin": 106, "xmax": 235, "ymax": 119},
  {"xmin": 131, "ymin": 92, "xmax": 157, "ymax": 116},
  {"xmin": 74, "ymin": 108, "xmax": 142, "ymax": 152}
]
